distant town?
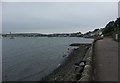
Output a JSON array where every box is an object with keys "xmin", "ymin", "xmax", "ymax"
[
  {"xmin": 1, "ymin": 17, "xmax": 120, "ymax": 41},
  {"xmin": 1, "ymin": 28, "xmax": 103, "ymax": 38}
]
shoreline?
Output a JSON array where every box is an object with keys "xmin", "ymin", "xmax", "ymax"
[{"xmin": 41, "ymin": 44, "xmax": 91, "ymax": 81}]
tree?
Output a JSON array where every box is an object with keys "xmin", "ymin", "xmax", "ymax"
[
  {"xmin": 102, "ymin": 21, "xmax": 115, "ymax": 35},
  {"xmin": 93, "ymin": 29, "xmax": 99, "ymax": 32}
]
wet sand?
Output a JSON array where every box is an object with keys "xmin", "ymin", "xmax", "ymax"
[{"xmin": 41, "ymin": 44, "xmax": 91, "ymax": 81}]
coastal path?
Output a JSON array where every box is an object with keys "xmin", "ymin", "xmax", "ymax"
[{"xmin": 94, "ymin": 38, "xmax": 118, "ymax": 81}]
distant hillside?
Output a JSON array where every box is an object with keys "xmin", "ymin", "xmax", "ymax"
[
  {"xmin": 2, "ymin": 32, "xmax": 83, "ymax": 37},
  {"xmin": 102, "ymin": 17, "xmax": 120, "ymax": 37}
]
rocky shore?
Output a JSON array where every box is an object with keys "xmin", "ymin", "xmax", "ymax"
[{"xmin": 41, "ymin": 44, "xmax": 92, "ymax": 81}]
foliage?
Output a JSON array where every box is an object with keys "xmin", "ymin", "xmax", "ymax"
[
  {"xmin": 102, "ymin": 17, "xmax": 120, "ymax": 36},
  {"xmin": 93, "ymin": 29, "xmax": 99, "ymax": 32}
]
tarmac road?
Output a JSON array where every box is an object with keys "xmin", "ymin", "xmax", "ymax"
[{"xmin": 94, "ymin": 38, "xmax": 118, "ymax": 81}]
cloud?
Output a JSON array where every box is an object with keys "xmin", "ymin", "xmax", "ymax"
[{"xmin": 2, "ymin": 2, "xmax": 118, "ymax": 34}]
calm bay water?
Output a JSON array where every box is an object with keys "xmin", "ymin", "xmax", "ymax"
[{"xmin": 2, "ymin": 37, "xmax": 93, "ymax": 81}]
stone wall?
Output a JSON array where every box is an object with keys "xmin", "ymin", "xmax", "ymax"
[{"xmin": 78, "ymin": 43, "xmax": 94, "ymax": 81}]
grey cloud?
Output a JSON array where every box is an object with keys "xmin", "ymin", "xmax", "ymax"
[{"xmin": 2, "ymin": 2, "xmax": 118, "ymax": 34}]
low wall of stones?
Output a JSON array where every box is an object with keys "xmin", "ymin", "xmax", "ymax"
[{"xmin": 78, "ymin": 43, "xmax": 94, "ymax": 81}]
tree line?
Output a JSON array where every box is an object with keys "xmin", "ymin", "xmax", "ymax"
[{"xmin": 102, "ymin": 17, "xmax": 120, "ymax": 36}]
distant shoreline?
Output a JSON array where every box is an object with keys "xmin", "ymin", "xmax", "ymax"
[{"xmin": 1, "ymin": 32, "xmax": 83, "ymax": 37}]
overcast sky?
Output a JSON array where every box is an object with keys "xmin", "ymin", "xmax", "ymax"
[{"xmin": 2, "ymin": 2, "xmax": 118, "ymax": 34}]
